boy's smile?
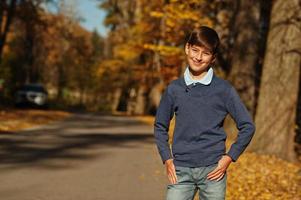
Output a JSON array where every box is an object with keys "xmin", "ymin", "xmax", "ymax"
[{"xmin": 185, "ymin": 44, "xmax": 216, "ymax": 78}]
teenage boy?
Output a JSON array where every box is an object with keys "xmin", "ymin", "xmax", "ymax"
[{"xmin": 154, "ymin": 26, "xmax": 256, "ymax": 200}]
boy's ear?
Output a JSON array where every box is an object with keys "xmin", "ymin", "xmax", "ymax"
[{"xmin": 185, "ymin": 43, "xmax": 189, "ymax": 55}]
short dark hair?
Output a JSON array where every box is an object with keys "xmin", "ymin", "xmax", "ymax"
[{"xmin": 186, "ymin": 26, "xmax": 220, "ymax": 55}]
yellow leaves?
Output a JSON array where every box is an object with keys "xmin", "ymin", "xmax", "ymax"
[
  {"xmin": 0, "ymin": 110, "xmax": 70, "ymax": 132},
  {"xmin": 99, "ymin": 0, "xmax": 217, "ymax": 85},
  {"xmin": 113, "ymin": 43, "xmax": 140, "ymax": 61},
  {"xmin": 164, "ymin": 2, "xmax": 200, "ymax": 21},
  {"xmin": 131, "ymin": 21, "xmax": 153, "ymax": 36},
  {"xmin": 143, "ymin": 43, "xmax": 182, "ymax": 56},
  {"xmin": 197, "ymin": 18, "xmax": 214, "ymax": 28},
  {"xmin": 150, "ymin": 11, "xmax": 164, "ymax": 18},
  {"xmin": 98, "ymin": 59, "xmax": 124, "ymax": 71},
  {"xmin": 148, "ymin": 0, "xmax": 214, "ymax": 46},
  {"xmin": 165, "ymin": 18, "xmax": 176, "ymax": 28},
  {"xmin": 149, "ymin": 1, "xmax": 213, "ymax": 27},
  {"xmin": 97, "ymin": 41, "xmax": 142, "ymax": 78},
  {"xmin": 226, "ymin": 152, "xmax": 301, "ymax": 200}
]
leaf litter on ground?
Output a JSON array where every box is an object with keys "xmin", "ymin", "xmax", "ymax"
[{"xmin": 0, "ymin": 109, "xmax": 70, "ymax": 132}]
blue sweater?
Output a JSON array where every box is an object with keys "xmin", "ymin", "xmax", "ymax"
[{"xmin": 154, "ymin": 73, "xmax": 256, "ymax": 167}]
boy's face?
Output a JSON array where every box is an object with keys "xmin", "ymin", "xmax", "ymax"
[{"xmin": 185, "ymin": 43, "xmax": 216, "ymax": 73}]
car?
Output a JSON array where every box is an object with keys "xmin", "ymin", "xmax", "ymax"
[{"xmin": 15, "ymin": 84, "xmax": 48, "ymax": 108}]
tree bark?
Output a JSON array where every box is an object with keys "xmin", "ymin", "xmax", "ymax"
[
  {"xmin": 134, "ymin": 84, "xmax": 146, "ymax": 115},
  {"xmin": 111, "ymin": 87, "xmax": 122, "ymax": 113},
  {"xmin": 147, "ymin": 81, "xmax": 164, "ymax": 115},
  {"xmin": 56, "ymin": 64, "xmax": 65, "ymax": 101},
  {"xmin": 227, "ymin": 0, "xmax": 260, "ymax": 117},
  {"xmin": 149, "ymin": 10, "xmax": 166, "ymax": 115},
  {"xmin": 248, "ymin": 0, "xmax": 301, "ymax": 162},
  {"xmin": 0, "ymin": 0, "xmax": 16, "ymax": 63}
]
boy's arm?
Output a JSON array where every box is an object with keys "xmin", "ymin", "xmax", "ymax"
[
  {"xmin": 225, "ymin": 86, "xmax": 256, "ymax": 162},
  {"xmin": 154, "ymin": 86, "xmax": 174, "ymax": 164}
]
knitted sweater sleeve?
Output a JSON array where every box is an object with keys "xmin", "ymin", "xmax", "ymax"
[
  {"xmin": 225, "ymin": 86, "xmax": 256, "ymax": 162},
  {"xmin": 154, "ymin": 86, "xmax": 175, "ymax": 164}
]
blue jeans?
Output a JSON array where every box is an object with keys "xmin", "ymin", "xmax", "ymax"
[{"xmin": 166, "ymin": 163, "xmax": 227, "ymax": 200}]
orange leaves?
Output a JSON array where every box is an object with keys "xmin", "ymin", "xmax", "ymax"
[
  {"xmin": 150, "ymin": 11, "xmax": 164, "ymax": 18},
  {"xmin": 114, "ymin": 42, "xmax": 141, "ymax": 61},
  {"xmin": 99, "ymin": 0, "xmax": 218, "ymax": 88},
  {"xmin": 0, "ymin": 109, "xmax": 70, "ymax": 132},
  {"xmin": 149, "ymin": 1, "xmax": 213, "ymax": 30},
  {"xmin": 98, "ymin": 59, "xmax": 124, "ymax": 73},
  {"xmin": 226, "ymin": 153, "xmax": 301, "ymax": 200}
]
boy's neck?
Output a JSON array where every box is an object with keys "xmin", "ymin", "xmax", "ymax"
[{"xmin": 189, "ymin": 66, "xmax": 210, "ymax": 81}]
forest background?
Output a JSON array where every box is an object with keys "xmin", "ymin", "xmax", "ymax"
[{"xmin": 0, "ymin": 0, "xmax": 301, "ymax": 199}]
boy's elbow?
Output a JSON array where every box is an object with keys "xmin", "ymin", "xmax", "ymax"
[
  {"xmin": 251, "ymin": 121, "xmax": 256, "ymax": 132},
  {"xmin": 249, "ymin": 122, "xmax": 256, "ymax": 137},
  {"xmin": 241, "ymin": 120, "xmax": 256, "ymax": 137}
]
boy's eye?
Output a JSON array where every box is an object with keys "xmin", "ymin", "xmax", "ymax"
[{"xmin": 192, "ymin": 48, "xmax": 198, "ymax": 52}]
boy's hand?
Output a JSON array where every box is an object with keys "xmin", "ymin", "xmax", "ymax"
[
  {"xmin": 165, "ymin": 159, "xmax": 178, "ymax": 184},
  {"xmin": 207, "ymin": 155, "xmax": 232, "ymax": 181}
]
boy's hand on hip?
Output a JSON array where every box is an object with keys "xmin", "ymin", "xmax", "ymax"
[
  {"xmin": 207, "ymin": 155, "xmax": 232, "ymax": 181},
  {"xmin": 165, "ymin": 159, "xmax": 178, "ymax": 184}
]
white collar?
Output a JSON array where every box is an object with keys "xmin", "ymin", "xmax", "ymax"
[{"xmin": 184, "ymin": 66, "xmax": 213, "ymax": 86}]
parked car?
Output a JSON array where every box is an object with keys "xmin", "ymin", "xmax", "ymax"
[{"xmin": 15, "ymin": 84, "xmax": 48, "ymax": 108}]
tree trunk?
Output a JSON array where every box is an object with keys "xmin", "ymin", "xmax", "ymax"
[
  {"xmin": 111, "ymin": 87, "xmax": 122, "ymax": 113},
  {"xmin": 227, "ymin": 0, "xmax": 260, "ymax": 117},
  {"xmin": 56, "ymin": 64, "xmax": 65, "ymax": 101},
  {"xmin": 253, "ymin": 0, "xmax": 273, "ymax": 117},
  {"xmin": 148, "ymin": 11, "xmax": 166, "ymax": 114},
  {"xmin": 148, "ymin": 81, "xmax": 164, "ymax": 115},
  {"xmin": 248, "ymin": 0, "xmax": 301, "ymax": 162},
  {"xmin": 134, "ymin": 84, "xmax": 146, "ymax": 115},
  {"xmin": 0, "ymin": 0, "xmax": 16, "ymax": 63}
]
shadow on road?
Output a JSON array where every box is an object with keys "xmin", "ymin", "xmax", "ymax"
[{"xmin": 0, "ymin": 114, "xmax": 155, "ymax": 170}]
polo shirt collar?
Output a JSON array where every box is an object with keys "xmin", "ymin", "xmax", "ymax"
[{"xmin": 184, "ymin": 66, "xmax": 214, "ymax": 86}]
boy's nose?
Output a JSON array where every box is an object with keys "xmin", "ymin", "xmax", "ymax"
[{"xmin": 196, "ymin": 53, "xmax": 203, "ymax": 61}]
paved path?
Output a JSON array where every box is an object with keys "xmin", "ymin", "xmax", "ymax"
[{"xmin": 0, "ymin": 113, "xmax": 168, "ymax": 200}]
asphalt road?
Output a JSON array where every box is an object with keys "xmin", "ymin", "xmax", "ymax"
[{"xmin": 0, "ymin": 113, "xmax": 168, "ymax": 200}]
